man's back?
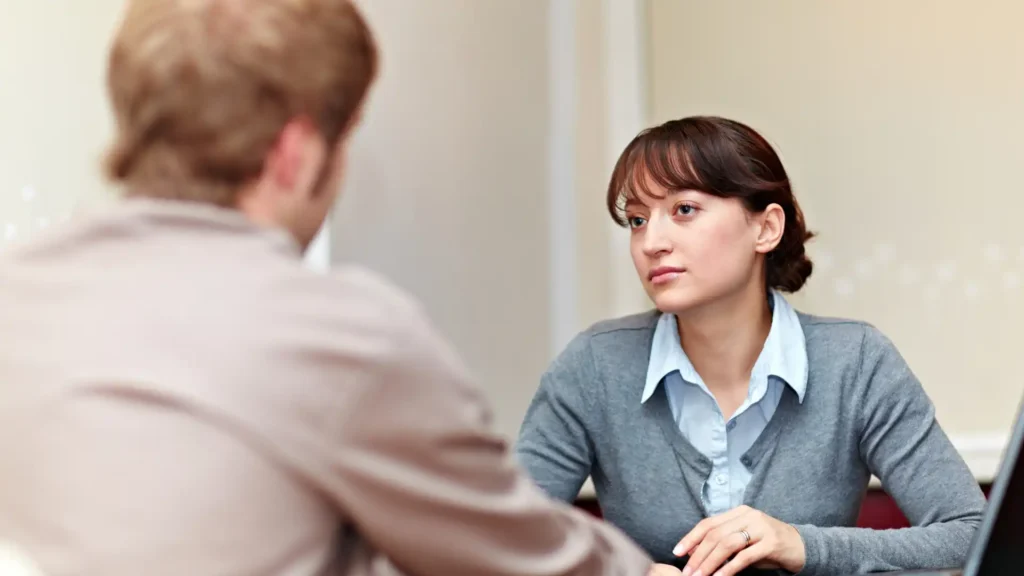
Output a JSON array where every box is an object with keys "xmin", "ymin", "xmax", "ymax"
[
  {"xmin": 0, "ymin": 200, "xmax": 375, "ymax": 574},
  {"xmin": 0, "ymin": 200, "xmax": 651, "ymax": 575}
]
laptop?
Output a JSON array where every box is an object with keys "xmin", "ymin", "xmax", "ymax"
[{"xmin": 854, "ymin": 396, "xmax": 1024, "ymax": 575}]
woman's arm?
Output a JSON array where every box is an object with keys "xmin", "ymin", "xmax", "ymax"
[
  {"xmin": 515, "ymin": 333, "xmax": 599, "ymax": 503},
  {"xmin": 793, "ymin": 327, "xmax": 986, "ymax": 576}
]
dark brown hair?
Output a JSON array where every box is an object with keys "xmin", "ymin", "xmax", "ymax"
[{"xmin": 606, "ymin": 116, "xmax": 814, "ymax": 293}]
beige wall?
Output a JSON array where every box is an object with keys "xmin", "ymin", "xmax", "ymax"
[
  {"xmin": 335, "ymin": 0, "xmax": 555, "ymax": 440},
  {"xmin": 0, "ymin": 1, "xmax": 123, "ymax": 243},
  {"xmin": 574, "ymin": 0, "xmax": 615, "ymax": 330},
  {"xmin": 648, "ymin": 0, "xmax": 1024, "ymax": 439},
  {"xmin": 336, "ymin": 0, "xmax": 652, "ymax": 440},
  {"xmin": 576, "ymin": 0, "xmax": 653, "ymax": 327}
]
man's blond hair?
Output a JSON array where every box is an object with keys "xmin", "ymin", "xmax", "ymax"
[{"xmin": 104, "ymin": 0, "xmax": 377, "ymax": 206}]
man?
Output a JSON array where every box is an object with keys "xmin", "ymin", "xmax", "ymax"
[{"xmin": 0, "ymin": 1, "xmax": 652, "ymax": 575}]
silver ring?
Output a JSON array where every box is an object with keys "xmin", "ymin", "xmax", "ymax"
[{"xmin": 739, "ymin": 529, "xmax": 751, "ymax": 547}]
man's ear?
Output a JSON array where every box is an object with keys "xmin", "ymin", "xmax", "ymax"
[
  {"xmin": 266, "ymin": 117, "xmax": 327, "ymax": 195},
  {"xmin": 755, "ymin": 203, "xmax": 785, "ymax": 255}
]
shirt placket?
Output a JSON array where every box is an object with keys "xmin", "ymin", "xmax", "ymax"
[{"xmin": 707, "ymin": 410, "xmax": 731, "ymax": 515}]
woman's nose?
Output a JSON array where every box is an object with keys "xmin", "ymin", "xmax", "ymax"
[{"xmin": 641, "ymin": 217, "xmax": 672, "ymax": 257}]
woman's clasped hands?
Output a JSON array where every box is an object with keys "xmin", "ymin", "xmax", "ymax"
[{"xmin": 648, "ymin": 505, "xmax": 806, "ymax": 576}]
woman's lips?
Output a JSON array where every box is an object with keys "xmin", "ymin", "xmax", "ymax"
[{"xmin": 648, "ymin": 266, "xmax": 686, "ymax": 285}]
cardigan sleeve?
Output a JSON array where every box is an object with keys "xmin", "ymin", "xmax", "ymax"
[
  {"xmin": 515, "ymin": 332, "xmax": 599, "ymax": 503},
  {"xmin": 793, "ymin": 326, "xmax": 986, "ymax": 575}
]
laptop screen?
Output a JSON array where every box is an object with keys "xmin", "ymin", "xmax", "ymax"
[{"xmin": 966, "ymin": 397, "xmax": 1024, "ymax": 575}]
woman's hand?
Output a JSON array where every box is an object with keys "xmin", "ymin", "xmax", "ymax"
[
  {"xmin": 672, "ymin": 505, "xmax": 805, "ymax": 576},
  {"xmin": 648, "ymin": 563, "xmax": 683, "ymax": 576}
]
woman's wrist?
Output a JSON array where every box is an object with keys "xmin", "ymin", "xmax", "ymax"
[{"xmin": 780, "ymin": 522, "xmax": 807, "ymax": 573}]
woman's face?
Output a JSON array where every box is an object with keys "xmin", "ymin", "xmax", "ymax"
[{"xmin": 626, "ymin": 187, "xmax": 774, "ymax": 314}]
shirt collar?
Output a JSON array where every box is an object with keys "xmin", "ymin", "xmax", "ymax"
[{"xmin": 640, "ymin": 290, "xmax": 808, "ymax": 404}]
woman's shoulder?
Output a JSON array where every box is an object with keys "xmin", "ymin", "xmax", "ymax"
[
  {"xmin": 545, "ymin": 310, "xmax": 660, "ymax": 375},
  {"xmin": 796, "ymin": 310, "xmax": 897, "ymax": 355},
  {"xmin": 795, "ymin": 310, "xmax": 914, "ymax": 399},
  {"xmin": 575, "ymin": 310, "xmax": 661, "ymax": 355},
  {"xmin": 583, "ymin": 309, "xmax": 661, "ymax": 337}
]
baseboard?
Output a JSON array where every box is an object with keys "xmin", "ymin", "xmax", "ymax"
[
  {"xmin": 949, "ymin": 431, "xmax": 1009, "ymax": 483},
  {"xmin": 575, "ymin": 431, "xmax": 1009, "ymax": 499}
]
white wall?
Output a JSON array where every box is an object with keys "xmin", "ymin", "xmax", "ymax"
[{"xmin": 648, "ymin": 0, "xmax": 1024, "ymax": 473}]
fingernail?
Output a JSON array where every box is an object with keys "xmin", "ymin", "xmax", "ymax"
[
  {"xmin": 692, "ymin": 570, "xmax": 702, "ymax": 576},
  {"xmin": 673, "ymin": 544, "xmax": 683, "ymax": 556}
]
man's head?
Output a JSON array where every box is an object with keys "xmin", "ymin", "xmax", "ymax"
[{"xmin": 104, "ymin": 0, "xmax": 377, "ymax": 249}]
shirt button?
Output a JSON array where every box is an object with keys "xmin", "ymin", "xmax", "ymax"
[
  {"xmin": 727, "ymin": 420, "xmax": 737, "ymax": 431},
  {"xmin": 715, "ymin": 474, "xmax": 727, "ymax": 485},
  {"xmin": 741, "ymin": 456, "xmax": 752, "ymax": 467}
]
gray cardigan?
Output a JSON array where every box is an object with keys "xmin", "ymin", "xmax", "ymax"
[{"xmin": 516, "ymin": 310, "xmax": 986, "ymax": 575}]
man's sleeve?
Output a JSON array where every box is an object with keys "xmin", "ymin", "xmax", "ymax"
[{"xmin": 322, "ymin": 301, "xmax": 652, "ymax": 576}]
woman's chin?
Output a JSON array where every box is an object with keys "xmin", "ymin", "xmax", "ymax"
[{"xmin": 651, "ymin": 287, "xmax": 706, "ymax": 314}]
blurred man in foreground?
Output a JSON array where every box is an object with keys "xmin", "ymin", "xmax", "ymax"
[{"xmin": 0, "ymin": 1, "xmax": 652, "ymax": 574}]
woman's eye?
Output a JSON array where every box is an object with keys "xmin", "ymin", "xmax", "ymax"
[
  {"xmin": 627, "ymin": 216, "xmax": 646, "ymax": 228},
  {"xmin": 675, "ymin": 204, "xmax": 696, "ymax": 217}
]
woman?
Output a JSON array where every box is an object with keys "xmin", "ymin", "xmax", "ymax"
[{"xmin": 516, "ymin": 116, "xmax": 985, "ymax": 576}]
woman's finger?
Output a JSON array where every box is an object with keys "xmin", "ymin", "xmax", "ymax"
[
  {"xmin": 693, "ymin": 530, "xmax": 753, "ymax": 576},
  {"xmin": 681, "ymin": 515, "xmax": 751, "ymax": 575},
  {"xmin": 709, "ymin": 542, "xmax": 771, "ymax": 576},
  {"xmin": 673, "ymin": 505, "xmax": 750, "ymax": 556}
]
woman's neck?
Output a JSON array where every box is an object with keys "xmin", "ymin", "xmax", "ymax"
[{"xmin": 676, "ymin": 283, "xmax": 773, "ymax": 414}]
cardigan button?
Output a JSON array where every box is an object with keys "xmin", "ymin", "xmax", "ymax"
[{"xmin": 740, "ymin": 456, "xmax": 752, "ymax": 467}]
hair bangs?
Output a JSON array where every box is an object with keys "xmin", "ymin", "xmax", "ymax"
[{"xmin": 606, "ymin": 130, "xmax": 705, "ymax": 226}]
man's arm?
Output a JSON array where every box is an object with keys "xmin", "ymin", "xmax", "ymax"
[{"xmin": 323, "ymin": 297, "xmax": 651, "ymax": 576}]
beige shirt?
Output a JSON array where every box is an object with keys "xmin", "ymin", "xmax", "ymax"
[{"xmin": 0, "ymin": 200, "xmax": 650, "ymax": 576}]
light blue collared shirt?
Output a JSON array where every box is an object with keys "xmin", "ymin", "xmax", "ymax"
[{"xmin": 640, "ymin": 290, "xmax": 808, "ymax": 516}]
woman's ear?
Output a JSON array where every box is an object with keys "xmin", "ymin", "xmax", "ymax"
[{"xmin": 755, "ymin": 203, "xmax": 786, "ymax": 255}]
